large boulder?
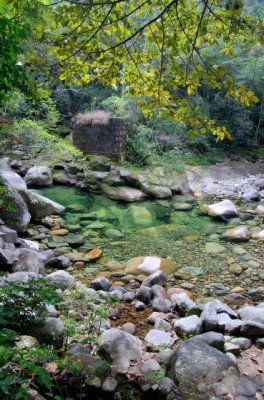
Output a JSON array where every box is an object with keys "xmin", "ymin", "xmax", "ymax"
[
  {"xmin": 0, "ymin": 167, "xmax": 27, "ymax": 191},
  {"xmin": 12, "ymin": 248, "xmax": 45, "ymax": 274},
  {"xmin": 98, "ymin": 328, "xmax": 142, "ymax": 370},
  {"xmin": 168, "ymin": 339, "xmax": 237, "ymax": 393},
  {"xmin": 19, "ymin": 189, "xmax": 65, "ymax": 219},
  {"xmin": 101, "ymin": 184, "xmax": 147, "ymax": 202},
  {"xmin": 207, "ymin": 200, "xmax": 238, "ymax": 219},
  {"xmin": 0, "ymin": 180, "xmax": 31, "ymax": 232},
  {"xmin": 24, "ymin": 166, "xmax": 53, "ymax": 186}
]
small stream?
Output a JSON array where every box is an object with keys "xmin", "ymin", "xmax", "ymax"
[{"xmin": 36, "ymin": 186, "xmax": 262, "ymax": 297}]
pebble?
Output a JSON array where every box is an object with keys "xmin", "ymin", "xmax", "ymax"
[
  {"xmin": 229, "ymin": 264, "xmax": 242, "ymax": 275},
  {"xmin": 102, "ymin": 378, "xmax": 118, "ymax": 393},
  {"xmin": 224, "ymin": 342, "xmax": 241, "ymax": 354},
  {"xmin": 135, "ymin": 301, "xmax": 145, "ymax": 310},
  {"xmin": 121, "ymin": 322, "xmax": 136, "ymax": 335}
]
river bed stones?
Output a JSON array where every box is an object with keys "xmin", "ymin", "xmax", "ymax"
[
  {"xmin": 124, "ymin": 256, "xmax": 177, "ymax": 275},
  {"xmin": 13, "ymin": 248, "xmax": 45, "ymax": 274},
  {"xmin": 143, "ymin": 185, "xmax": 172, "ymax": 199},
  {"xmin": 85, "ymin": 248, "xmax": 103, "ymax": 260},
  {"xmin": 101, "ymin": 184, "xmax": 147, "ymax": 202},
  {"xmin": 129, "ymin": 205, "xmax": 153, "ymax": 226},
  {"xmin": 174, "ymin": 315, "xmax": 203, "ymax": 336},
  {"xmin": 169, "ymin": 339, "xmax": 237, "ymax": 392},
  {"xmin": 207, "ymin": 199, "xmax": 238, "ymax": 219},
  {"xmin": 221, "ymin": 226, "xmax": 251, "ymax": 242},
  {"xmin": 46, "ymin": 270, "xmax": 76, "ymax": 289},
  {"xmin": 98, "ymin": 328, "xmax": 142, "ymax": 370},
  {"xmin": 205, "ymin": 242, "xmax": 226, "ymax": 254},
  {"xmin": 50, "ymin": 228, "xmax": 69, "ymax": 236},
  {"xmin": 144, "ymin": 329, "xmax": 174, "ymax": 348}
]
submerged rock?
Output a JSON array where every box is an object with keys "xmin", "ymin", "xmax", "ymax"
[
  {"xmin": 205, "ymin": 242, "xmax": 226, "ymax": 254},
  {"xmin": 129, "ymin": 205, "xmax": 153, "ymax": 226}
]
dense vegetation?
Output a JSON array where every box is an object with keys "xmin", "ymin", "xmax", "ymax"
[{"xmin": 0, "ymin": 0, "xmax": 264, "ymax": 166}]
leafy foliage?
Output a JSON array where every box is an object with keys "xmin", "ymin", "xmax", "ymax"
[
  {"xmin": 0, "ymin": 343, "xmax": 59, "ymax": 400},
  {"xmin": 0, "ymin": 9, "xmax": 29, "ymax": 104},
  {"xmin": 0, "ymin": 279, "xmax": 60, "ymax": 332},
  {"xmin": 40, "ymin": 0, "xmax": 263, "ymax": 140},
  {"xmin": 1, "ymin": 0, "xmax": 264, "ymax": 140},
  {"xmin": 59, "ymin": 286, "xmax": 119, "ymax": 353}
]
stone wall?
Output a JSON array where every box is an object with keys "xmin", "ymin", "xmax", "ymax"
[{"xmin": 72, "ymin": 116, "xmax": 127, "ymax": 162}]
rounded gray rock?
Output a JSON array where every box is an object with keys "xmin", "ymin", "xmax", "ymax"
[
  {"xmin": 98, "ymin": 328, "xmax": 142, "ymax": 370},
  {"xmin": 46, "ymin": 270, "xmax": 76, "ymax": 290},
  {"xmin": 174, "ymin": 315, "xmax": 203, "ymax": 336}
]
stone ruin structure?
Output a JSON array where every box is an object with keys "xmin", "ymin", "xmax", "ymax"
[{"xmin": 72, "ymin": 111, "xmax": 127, "ymax": 162}]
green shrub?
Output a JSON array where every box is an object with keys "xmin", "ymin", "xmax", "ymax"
[
  {"xmin": 12, "ymin": 118, "xmax": 56, "ymax": 146},
  {"xmin": 0, "ymin": 91, "xmax": 61, "ymax": 129},
  {"xmin": 59, "ymin": 287, "xmax": 119, "ymax": 353},
  {"xmin": 0, "ymin": 342, "xmax": 59, "ymax": 400},
  {"xmin": 7, "ymin": 118, "xmax": 84, "ymax": 162},
  {"xmin": 0, "ymin": 279, "xmax": 60, "ymax": 333}
]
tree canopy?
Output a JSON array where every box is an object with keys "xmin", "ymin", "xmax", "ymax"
[{"xmin": 1, "ymin": 0, "xmax": 264, "ymax": 140}]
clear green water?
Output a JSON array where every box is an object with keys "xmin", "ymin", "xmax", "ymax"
[
  {"xmin": 36, "ymin": 186, "xmax": 224, "ymax": 264},
  {"xmin": 36, "ymin": 186, "xmax": 221, "ymax": 234},
  {"xmin": 36, "ymin": 186, "xmax": 262, "ymax": 297}
]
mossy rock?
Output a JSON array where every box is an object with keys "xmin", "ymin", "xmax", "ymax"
[{"xmin": 66, "ymin": 353, "xmax": 110, "ymax": 379}]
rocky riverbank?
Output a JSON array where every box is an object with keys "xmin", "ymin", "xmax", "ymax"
[
  {"xmin": 2, "ymin": 141, "xmax": 264, "ymax": 201},
  {"xmin": 0, "ymin": 147, "xmax": 264, "ymax": 399}
]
